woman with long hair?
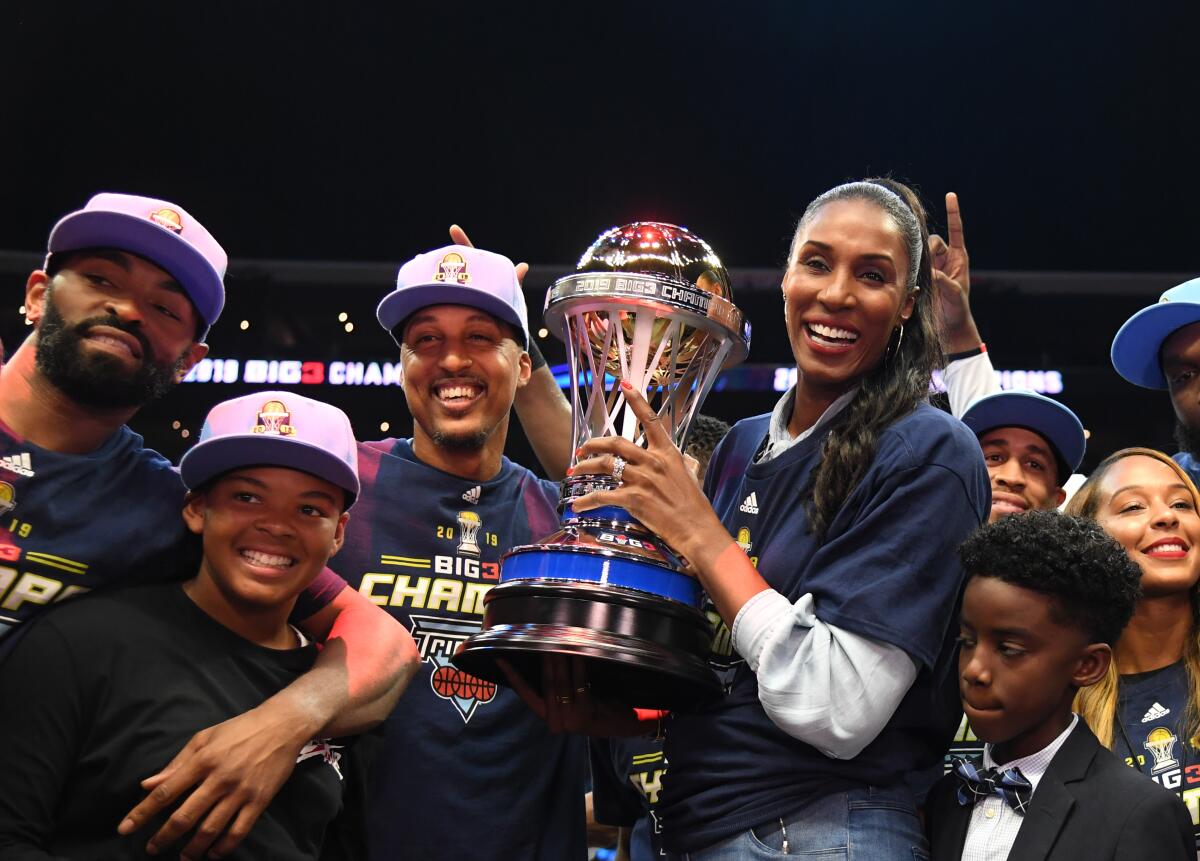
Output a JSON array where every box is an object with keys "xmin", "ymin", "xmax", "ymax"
[
  {"xmin": 529, "ymin": 179, "xmax": 991, "ymax": 859},
  {"xmin": 1065, "ymin": 447, "xmax": 1200, "ymax": 844}
]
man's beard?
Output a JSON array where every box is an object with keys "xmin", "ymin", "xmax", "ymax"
[
  {"xmin": 35, "ymin": 293, "xmax": 186, "ymax": 409},
  {"xmin": 430, "ymin": 428, "xmax": 491, "ymax": 451},
  {"xmin": 1174, "ymin": 419, "xmax": 1200, "ymax": 459}
]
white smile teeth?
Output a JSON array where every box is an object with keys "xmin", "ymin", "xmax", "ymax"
[
  {"xmin": 437, "ymin": 385, "xmax": 480, "ymax": 401},
  {"xmin": 808, "ymin": 322, "xmax": 858, "ymax": 342},
  {"xmin": 241, "ymin": 549, "xmax": 294, "ymax": 568},
  {"xmin": 1149, "ymin": 543, "xmax": 1186, "ymax": 554}
]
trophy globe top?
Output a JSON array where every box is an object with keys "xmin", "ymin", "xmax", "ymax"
[{"xmin": 575, "ymin": 222, "xmax": 733, "ymax": 302}]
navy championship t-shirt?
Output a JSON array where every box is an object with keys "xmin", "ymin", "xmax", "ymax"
[
  {"xmin": 1116, "ymin": 661, "xmax": 1200, "ymax": 852},
  {"xmin": 325, "ymin": 439, "xmax": 588, "ymax": 861},
  {"xmin": 658, "ymin": 403, "xmax": 989, "ymax": 854},
  {"xmin": 590, "ymin": 737, "xmax": 667, "ymax": 859},
  {"xmin": 0, "ymin": 417, "xmax": 343, "ymax": 641},
  {"xmin": 0, "ymin": 418, "xmax": 191, "ymax": 638}
]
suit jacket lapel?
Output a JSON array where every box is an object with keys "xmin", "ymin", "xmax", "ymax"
[
  {"xmin": 1006, "ymin": 723, "xmax": 1096, "ymax": 860},
  {"xmin": 931, "ymin": 791, "xmax": 973, "ymax": 859}
]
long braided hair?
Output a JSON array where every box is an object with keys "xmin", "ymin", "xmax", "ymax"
[{"xmin": 790, "ymin": 178, "xmax": 942, "ymax": 541}]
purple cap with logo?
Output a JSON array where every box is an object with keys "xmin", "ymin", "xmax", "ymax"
[
  {"xmin": 376, "ymin": 244, "xmax": 528, "ymax": 346},
  {"xmin": 47, "ymin": 193, "xmax": 227, "ymax": 337},
  {"xmin": 180, "ymin": 391, "xmax": 360, "ymax": 506}
]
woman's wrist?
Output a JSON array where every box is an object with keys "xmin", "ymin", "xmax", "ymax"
[{"xmin": 668, "ymin": 508, "xmax": 736, "ymax": 576}]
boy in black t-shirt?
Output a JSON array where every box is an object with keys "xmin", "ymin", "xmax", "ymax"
[
  {"xmin": 926, "ymin": 511, "xmax": 1193, "ymax": 860},
  {"xmin": 0, "ymin": 391, "xmax": 378, "ymax": 859}
]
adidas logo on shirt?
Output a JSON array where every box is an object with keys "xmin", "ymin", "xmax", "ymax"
[
  {"xmin": 739, "ymin": 492, "xmax": 759, "ymax": 514},
  {"xmin": 0, "ymin": 453, "xmax": 33, "ymax": 478},
  {"xmin": 1142, "ymin": 702, "xmax": 1171, "ymax": 723},
  {"xmin": 462, "ymin": 485, "xmax": 481, "ymax": 504}
]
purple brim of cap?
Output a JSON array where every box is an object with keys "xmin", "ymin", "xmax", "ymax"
[
  {"xmin": 1111, "ymin": 302, "xmax": 1200, "ymax": 390},
  {"xmin": 376, "ymin": 284, "xmax": 527, "ymax": 346},
  {"xmin": 49, "ymin": 211, "xmax": 225, "ymax": 329},
  {"xmin": 179, "ymin": 435, "xmax": 361, "ymax": 503},
  {"xmin": 962, "ymin": 391, "xmax": 1086, "ymax": 478}
]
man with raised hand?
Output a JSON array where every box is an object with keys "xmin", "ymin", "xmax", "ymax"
[
  {"xmin": 321, "ymin": 244, "xmax": 587, "ymax": 860},
  {"xmin": 0, "ymin": 193, "xmax": 417, "ymax": 858}
]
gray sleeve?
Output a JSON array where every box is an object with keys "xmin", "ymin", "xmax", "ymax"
[{"xmin": 731, "ymin": 589, "xmax": 919, "ymax": 760}]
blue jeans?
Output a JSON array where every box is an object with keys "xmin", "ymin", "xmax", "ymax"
[{"xmin": 665, "ymin": 785, "xmax": 929, "ymax": 860}]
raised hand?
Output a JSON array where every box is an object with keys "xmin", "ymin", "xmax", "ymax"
[
  {"xmin": 928, "ymin": 192, "xmax": 983, "ymax": 354},
  {"xmin": 449, "ymin": 224, "xmax": 530, "ymax": 284}
]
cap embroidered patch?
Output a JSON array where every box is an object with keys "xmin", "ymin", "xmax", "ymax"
[
  {"xmin": 148, "ymin": 208, "xmax": 184, "ymax": 234},
  {"xmin": 254, "ymin": 400, "xmax": 295, "ymax": 436},
  {"xmin": 434, "ymin": 252, "xmax": 471, "ymax": 285}
]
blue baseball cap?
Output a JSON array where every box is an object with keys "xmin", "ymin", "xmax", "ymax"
[
  {"xmin": 962, "ymin": 390, "xmax": 1086, "ymax": 482},
  {"xmin": 1111, "ymin": 277, "xmax": 1200, "ymax": 390},
  {"xmin": 376, "ymin": 245, "xmax": 528, "ymax": 347},
  {"xmin": 180, "ymin": 391, "xmax": 360, "ymax": 507}
]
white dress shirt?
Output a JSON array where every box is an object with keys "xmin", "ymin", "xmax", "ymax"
[{"xmin": 961, "ymin": 714, "xmax": 1079, "ymax": 861}]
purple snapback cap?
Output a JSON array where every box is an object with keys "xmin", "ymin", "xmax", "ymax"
[
  {"xmin": 47, "ymin": 193, "xmax": 227, "ymax": 337},
  {"xmin": 376, "ymin": 244, "xmax": 529, "ymax": 346},
  {"xmin": 180, "ymin": 391, "xmax": 360, "ymax": 506}
]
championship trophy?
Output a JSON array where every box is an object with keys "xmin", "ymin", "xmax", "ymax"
[{"xmin": 454, "ymin": 222, "xmax": 751, "ymax": 708}]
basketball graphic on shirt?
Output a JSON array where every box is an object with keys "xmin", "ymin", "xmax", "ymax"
[
  {"xmin": 409, "ymin": 614, "xmax": 499, "ymax": 723},
  {"xmin": 1144, "ymin": 726, "xmax": 1180, "ymax": 773},
  {"xmin": 0, "ymin": 482, "xmax": 15, "ymax": 516},
  {"xmin": 432, "ymin": 664, "xmax": 497, "ymax": 702},
  {"xmin": 457, "ymin": 511, "xmax": 482, "ymax": 556}
]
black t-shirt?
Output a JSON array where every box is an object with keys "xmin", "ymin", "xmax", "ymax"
[{"xmin": 0, "ymin": 582, "xmax": 346, "ymax": 859}]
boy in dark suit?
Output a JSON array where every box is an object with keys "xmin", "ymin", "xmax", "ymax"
[{"xmin": 926, "ymin": 510, "xmax": 1194, "ymax": 860}]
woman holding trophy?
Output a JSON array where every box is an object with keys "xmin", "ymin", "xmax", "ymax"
[{"xmin": 556, "ymin": 179, "xmax": 990, "ymax": 858}]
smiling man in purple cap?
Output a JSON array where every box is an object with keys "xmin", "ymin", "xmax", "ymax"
[
  {"xmin": 0, "ymin": 390, "xmax": 384, "ymax": 858},
  {"xmin": 1112, "ymin": 277, "xmax": 1200, "ymax": 484},
  {"xmin": 318, "ymin": 244, "xmax": 588, "ymax": 860},
  {"xmin": 0, "ymin": 193, "xmax": 417, "ymax": 858}
]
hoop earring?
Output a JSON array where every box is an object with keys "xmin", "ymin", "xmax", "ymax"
[{"xmin": 885, "ymin": 323, "xmax": 905, "ymax": 363}]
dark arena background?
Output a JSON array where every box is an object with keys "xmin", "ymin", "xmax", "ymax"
[{"xmin": 3, "ymin": 2, "xmax": 1199, "ymax": 471}]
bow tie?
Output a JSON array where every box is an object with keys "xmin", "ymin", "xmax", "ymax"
[{"xmin": 952, "ymin": 756, "xmax": 1033, "ymax": 813}]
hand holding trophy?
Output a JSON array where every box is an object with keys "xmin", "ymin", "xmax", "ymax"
[{"xmin": 454, "ymin": 222, "xmax": 750, "ymax": 708}]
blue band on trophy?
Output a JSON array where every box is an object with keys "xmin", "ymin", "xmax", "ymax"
[
  {"xmin": 560, "ymin": 503, "xmax": 639, "ymax": 524},
  {"xmin": 501, "ymin": 548, "xmax": 703, "ymax": 608}
]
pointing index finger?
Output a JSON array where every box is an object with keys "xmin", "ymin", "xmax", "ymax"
[
  {"xmin": 945, "ymin": 192, "xmax": 966, "ymax": 250},
  {"xmin": 449, "ymin": 224, "xmax": 473, "ymax": 247},
  {"xmin": 619, "ymin": 380, "xmax": 672, "ymax": 448}
]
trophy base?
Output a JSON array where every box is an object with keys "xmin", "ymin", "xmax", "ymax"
[{"xmin": 453, "ymin": 579, "xmax": 723, "ymax": 710}]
